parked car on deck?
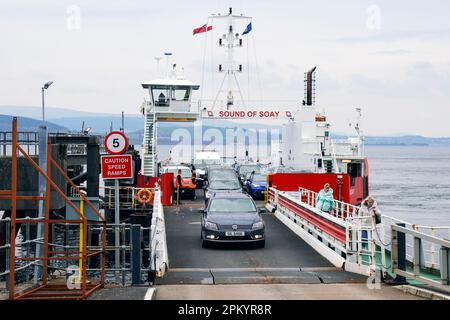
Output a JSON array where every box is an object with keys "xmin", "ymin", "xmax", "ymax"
[
  {"xmin": 192, "ymin": 151, "xmax": 222, "ymax": 181},
  {"xmin": 162, "ymin": 165, "xmax": 197, "ymax": 200},
  {"xmin": 244, "ymin": 173, "xmax": 267, "ymax": 199},
  {"xmin": 236, "ymin": 164, "xmax": 261, "ymax": 183},
  {"xmin": 200, "ymin": 192, "xmax": 265, "ymax": 248},
  {"xmin": 207, "ymin": 167, "xmax": 239, "ymax": 182},
  {"xmin": 204, "ymin": 178, "xmax": 242, "ymax": 203}
]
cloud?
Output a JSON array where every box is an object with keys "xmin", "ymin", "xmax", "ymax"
[
  {"xmin": 334, "ymin": 28, "xmax": 450, "ymax": 44},
  {"xmin": 374, "ymin": 49, "xmax": 410, "ymax": 55},
  {"xmin": 349, "ymin": 74, "xmax": 387, "ymax": 95}
]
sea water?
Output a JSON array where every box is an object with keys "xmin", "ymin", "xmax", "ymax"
[{"xmin": 366, "ymin": 145, "xmax": 450, "ymax": 227}]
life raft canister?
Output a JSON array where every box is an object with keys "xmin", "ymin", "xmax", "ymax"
[{"xmin": 136, "ymin": 188, "xmax": 154, "ymax": 204}]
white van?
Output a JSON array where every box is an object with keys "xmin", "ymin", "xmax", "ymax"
[{"xmin": 193, "ymin": 151, "xmax": 222, "ymax": 179}]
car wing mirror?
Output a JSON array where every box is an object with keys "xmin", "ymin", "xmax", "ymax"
[
  {"xmin": 259, "ymin": 208, "xmax": 267, "ymax": 213},
  {"xmin": 198, "ymin": 209, "xmax": 206, "ymax": 214}
]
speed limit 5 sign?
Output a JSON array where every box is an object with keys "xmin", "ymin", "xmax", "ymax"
[{"xmin": 104, "ymin": 131, "xmax": 129, "ymax": 155}]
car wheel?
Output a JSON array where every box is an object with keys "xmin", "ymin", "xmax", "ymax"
[
  {"xmin": 202, "ymin": 240, "xmax": 208, "ymax": 248},
  {"xmin": 257, "ymin": 240, "xmax": 265, "ymax": 249}
]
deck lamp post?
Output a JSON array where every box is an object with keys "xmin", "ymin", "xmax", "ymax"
[{"xmin": 41, "ymin": 81, "xmax": 54, "ymax": 122}]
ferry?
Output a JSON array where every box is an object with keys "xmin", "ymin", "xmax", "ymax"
[{"xmin": 0, "ymin": 7, "xmax": 448, "ymax": 302}]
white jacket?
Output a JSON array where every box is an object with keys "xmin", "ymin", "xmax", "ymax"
[{"xmin": 358, "ymin": 200, "xmax": 381, "ymax": 226}]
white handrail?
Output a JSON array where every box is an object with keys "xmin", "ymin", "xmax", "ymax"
[
  {"xmin": 298, "ymin": 187, "xmax": 361, "ymax": 220},
  {"xmin": 150, "ymin": 188, "xmax": 169, "ymax": 277},
  {"xmin": 330, "ymin": 140, "xmax": 340, "ymax": 173}
]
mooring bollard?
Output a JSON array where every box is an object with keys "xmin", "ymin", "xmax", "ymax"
[{"xmin": 131, "ymin": 224, "xmax": 142, "ymax": 285}]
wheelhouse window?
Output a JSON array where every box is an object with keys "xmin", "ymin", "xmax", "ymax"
[
  {"xmin": 152, "ymin": 87, "xmax": 170, "ymax": 106},
  {"xmin": 171, "ymin": 86, "xmax": 191, "ymax": 101}
]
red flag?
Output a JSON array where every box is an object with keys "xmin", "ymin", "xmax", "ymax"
[{"xmin": 193, "ymin": 24, "xmax": 212, "ymax": 35}]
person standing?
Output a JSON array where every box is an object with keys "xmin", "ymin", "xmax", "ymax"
[
  {"xmin": 191, "ymin": 171, "xmax": 197, "ymax": 186},
  {"xmin": 176, "ymin": 169, "xmax": 183, "ymax": 205},
  {"xmin": 359, "ymin": 196, "xmax": 382, "ymax": 249},
  {"xmin": 315, "ymin": 183, "xmax": 335, "ymax": 215}
]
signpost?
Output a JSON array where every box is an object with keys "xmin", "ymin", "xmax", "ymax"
[{"xmin": 102, "ymin": 131, "xmax": 131, "ymax": 282}]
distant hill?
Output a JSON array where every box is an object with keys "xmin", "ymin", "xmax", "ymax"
[
  {"xmin": 0, "ymin": 105, "xmax": 144, "ymax": 133},
  {"xmin": 0, "ymin": 115, "xmax": 68, "ymax": 132},
  {"xmin": 2, "ymin": 106, "xmax": 450, "ymax": 146},
  {"xmin": 0, "ymin": 105, "xmax": 121, "ymax": 119},
  {"xmin": 332, "ymin": 134, "xmax": 450, "ymax": 146}
]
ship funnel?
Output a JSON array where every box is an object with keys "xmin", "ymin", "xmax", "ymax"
[{"xmin": 304, "ymin": 66, "xmax": 317, "ymax": 106}]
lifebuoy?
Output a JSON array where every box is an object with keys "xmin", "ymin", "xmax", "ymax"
[{"xmin": 136, "ymin": 188, "xmax": 153, "ymax": 204}]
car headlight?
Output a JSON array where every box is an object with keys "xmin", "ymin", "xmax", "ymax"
[
  {"xmin": 204, "ymin": 221, "xmax": 218, "ymax": 230},
  {"xmin": 252, "ymin": 221, "xmax": 264, "ymax": 230}
]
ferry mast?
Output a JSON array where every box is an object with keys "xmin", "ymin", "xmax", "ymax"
[{"xmin": 208, "ymin": 7, "xmax": 251, "ymax": 110}]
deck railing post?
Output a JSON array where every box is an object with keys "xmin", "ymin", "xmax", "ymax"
[
  {"xmin": 33, "ymin": 125, "xmax": 47, "ymax": 285},
  {"xmin": 392, "ymin": 223, "xmax": 407, "ymax": 284},
  {"xmin": 440, "ymin": 247, "xmax": 449, "ymax": 285},
  {"xmin": 131, "ymin": 224, "xmax": 142, "ymax": 285},
  {"xmin": 413, "ymin": 237, "xmax": 422, "ymax": 276},
  {"xmin": 9, "ymin": 117, "xmax": 18, "ymax": 300}
]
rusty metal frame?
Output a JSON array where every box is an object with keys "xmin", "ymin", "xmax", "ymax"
[{"xmin": 3, "ymin": 117, "xmax": 106, "ymax": 300}]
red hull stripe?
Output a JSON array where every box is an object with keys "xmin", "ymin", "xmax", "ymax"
[{"xmin": 278, "ymin": 196, "xmax": 346, "ymax": 243}]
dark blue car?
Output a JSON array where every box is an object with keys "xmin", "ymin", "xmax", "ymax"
[{"xmin": 244, "ymin": 173, "xmax": 267, "ymax": 199}]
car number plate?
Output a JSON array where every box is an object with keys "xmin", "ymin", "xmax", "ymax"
[{"xmin": 225, "ymin": 231, "xmax": 245, "ymax": 236}]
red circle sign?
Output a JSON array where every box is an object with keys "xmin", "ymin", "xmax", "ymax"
[{"xmin": 104, "ymin": 131, "xmax": 129, "ymax": 155}]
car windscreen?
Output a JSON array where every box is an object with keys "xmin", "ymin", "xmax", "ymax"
[
  {"xmin": 208, "ymin": 170, "xmax": 236, "ymax": 181},
  {"xmin": 239, "ymin": 165, "xmax": 260, "ymax": 175},
  {"xmin": 251, "ymin": 174, "xmax": 267, "ymax": 183},
  {"xmin": 209, "ymin": 179, "xmax": 241, "ymax": 190},
  {"xmin": 166, "ymin": 168, "xmax": 191, "ymax": 178},
  {"xmin": 208, "ymin": 198, "xmax": 257, "ymax": 213},
  {"xmin": 194, "ymin": 159, "xmax": 221, "ymax": 166}
]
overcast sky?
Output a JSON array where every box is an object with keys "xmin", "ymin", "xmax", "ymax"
[{"xmin": 1, "ymin": 0, "xmax": 450, "ymax": 136}]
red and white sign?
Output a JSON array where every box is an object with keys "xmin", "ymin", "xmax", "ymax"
[
  {"xmin": 104, "ymin": 131, "xmax": 129, "ymax": 155},
  {"xmin": 203, "ymin": 110, "xmax": 294, "ymax": 119},
  {"xmin": 101, "ymin": 155, "xmax": 133, "ymax": 179}
]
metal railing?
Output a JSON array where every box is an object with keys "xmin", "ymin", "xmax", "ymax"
[
  {"xmin": 0, "ymin": 131, "xmax": 39, "ymax": 156},
  {"xmin": 298, "ymin": 187, "xmax": 361, "ymax": 219},
  {"xmin": 345, "ymin": 215, "xmax": 377, "ymax": 273},
  {"xmin": 295, "ymin": 187, "xmax": 450, "ymax": 273},
  {"xmin": 97, "ymin": 186, "xmax": 156, "ymax": 210},
  {"xmin": 0, "ymin": 217, "xmax": 11, "ymax": 293},
  {"xmin": 0, "ymin": 219, "xmax": 152, "ymax": 296},
  {"xmin": 268, "ymin": 186, "xmax": 450, "ymax": 286},
  {"xmin": 1, "ymin": 187, "xmax": 165, "ymax": 296},
  {"xmin": 376, "ymin": 215, "xmax": 450, "ymax": 272},
  {"xmin": 330, "ymin": 141, "xmax": 340, "ymax": 173},
  {"xmin": 391, "ymin": 224, "xmax": 450, "ymax": 292}
]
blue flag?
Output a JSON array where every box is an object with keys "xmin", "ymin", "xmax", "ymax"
[{"xmin": 242, "ymin": 22, "xmax": 252, "ymax": 35}]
